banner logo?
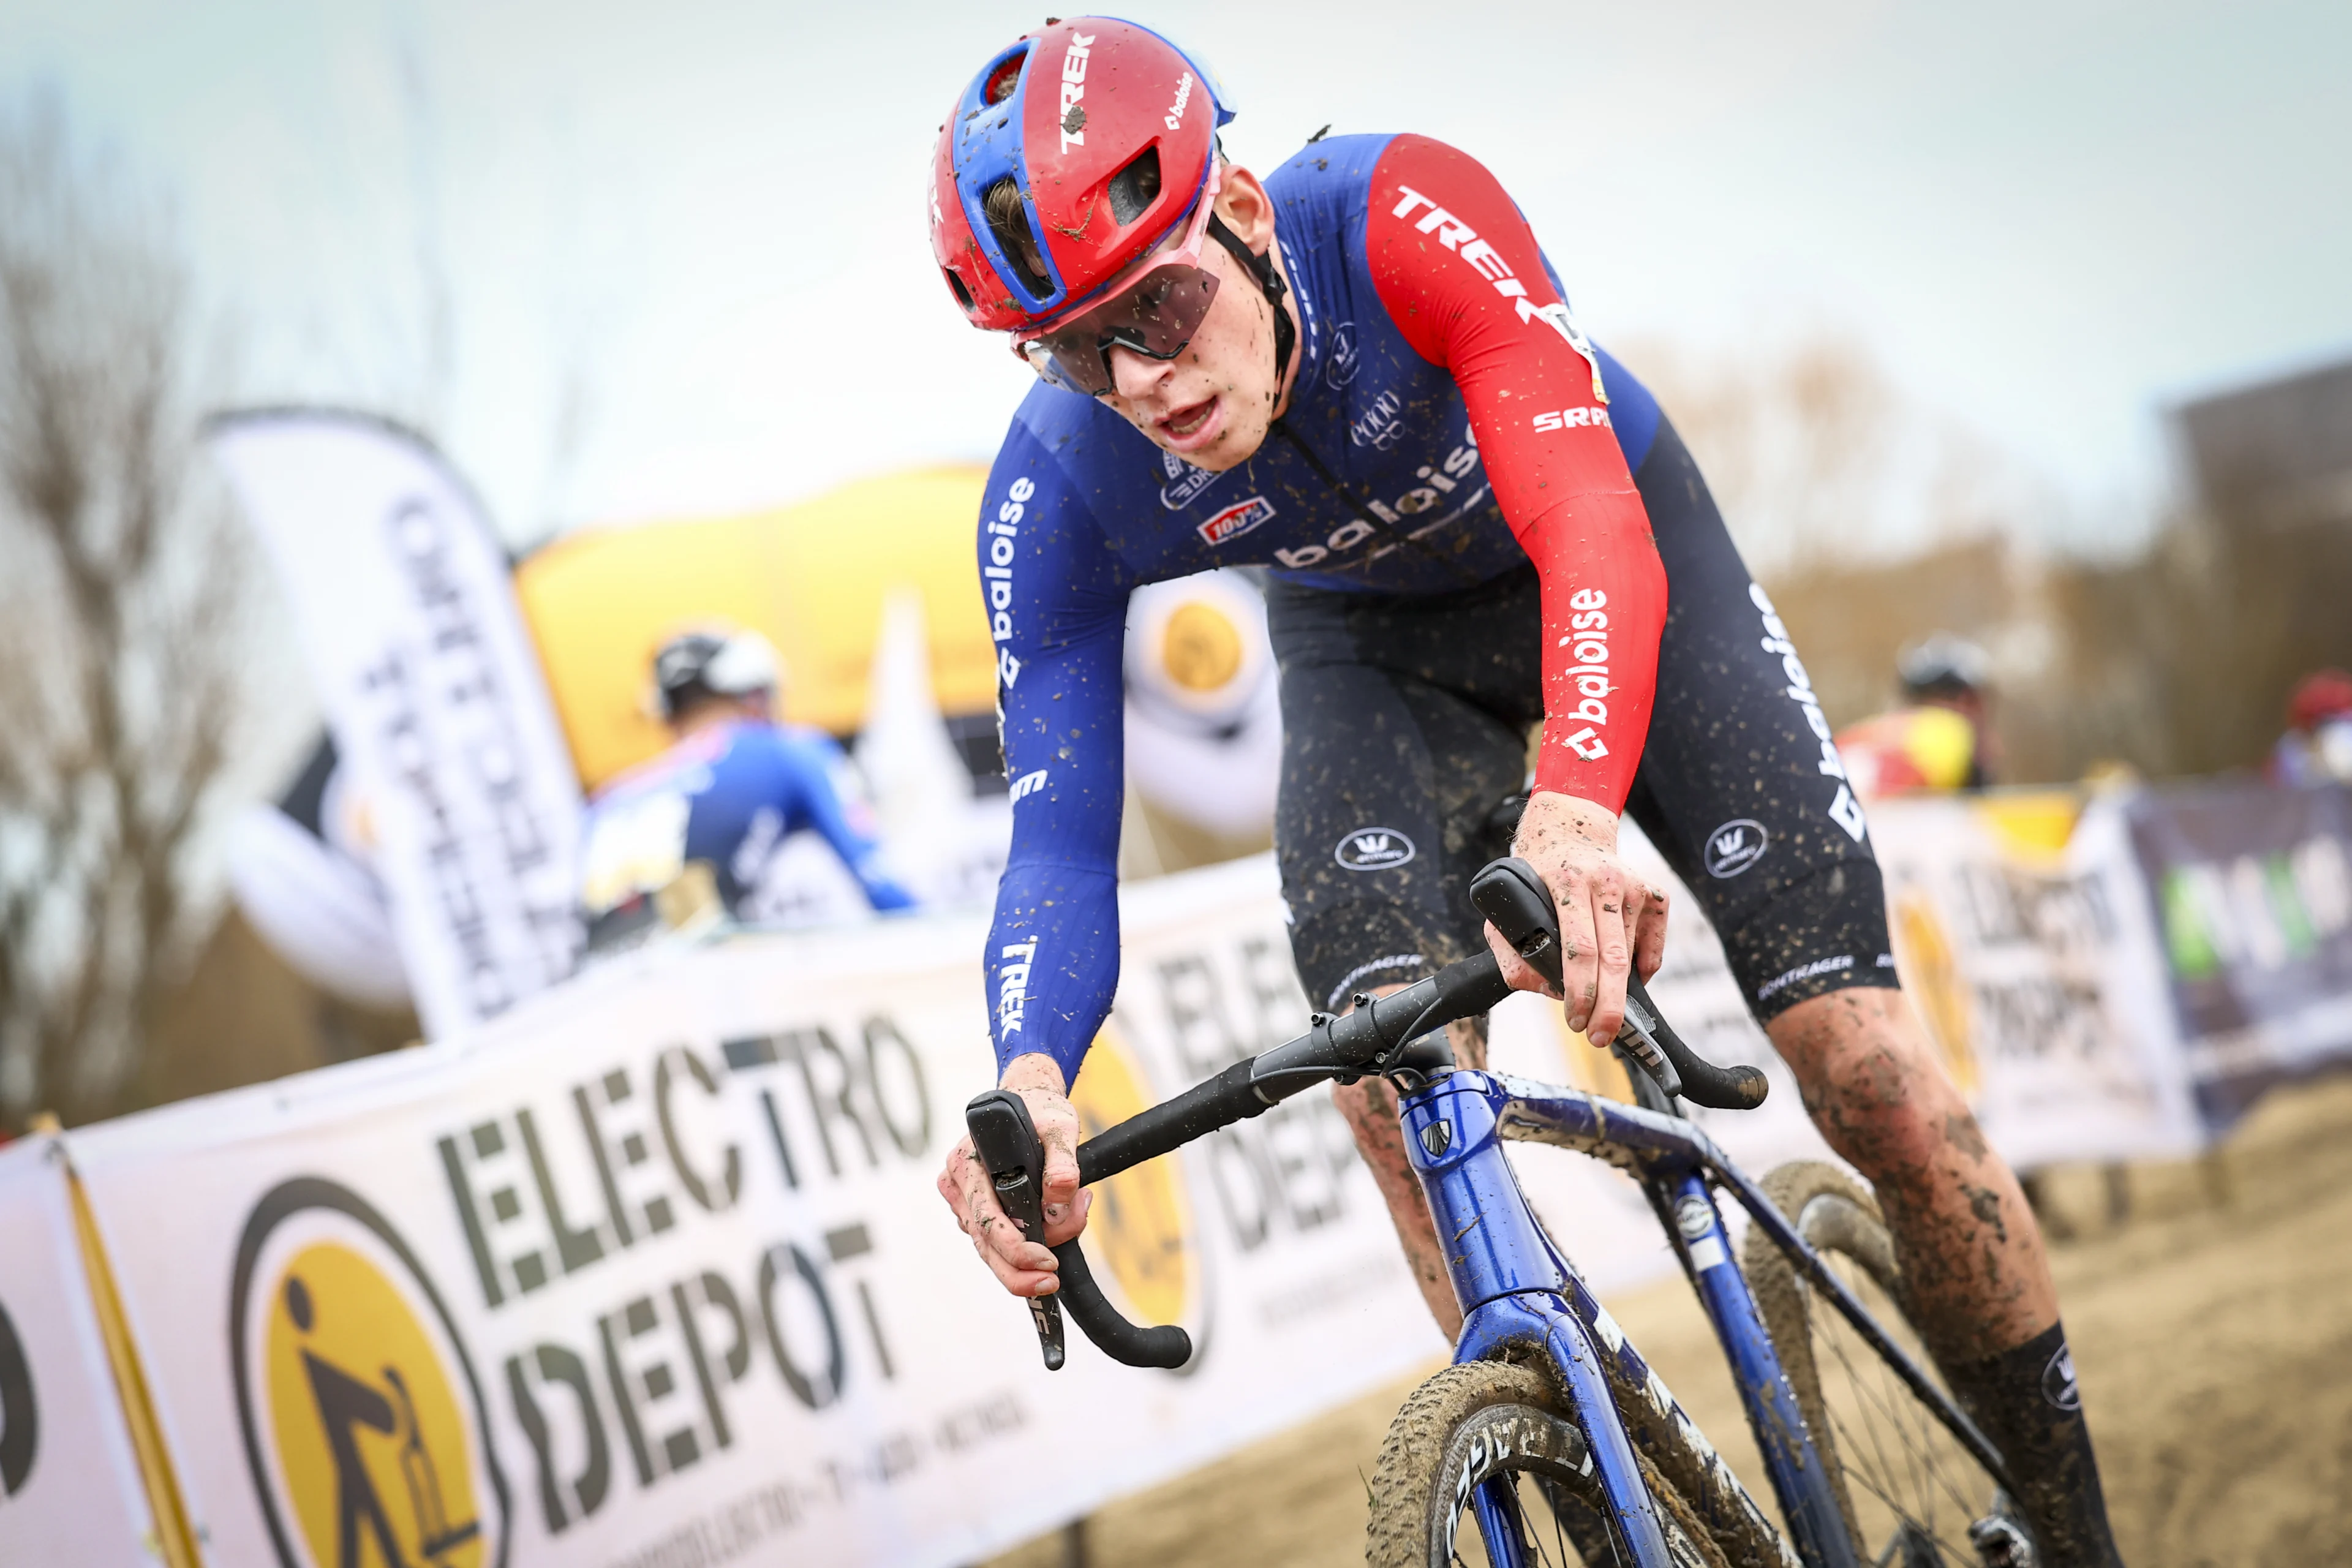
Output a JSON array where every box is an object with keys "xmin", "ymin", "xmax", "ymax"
[
  {"xmin": 0, "ymin": 1298, "xmax": 34, "ymax": 1498},
  {"xmin": 232, "ymin": 1178, "xmax": 509, "ymax": 1568}
]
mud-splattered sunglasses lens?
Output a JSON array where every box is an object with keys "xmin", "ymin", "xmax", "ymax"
[{"xmin": 1022, "ymin": 266, "xmax": 1221, "ymax": 396}]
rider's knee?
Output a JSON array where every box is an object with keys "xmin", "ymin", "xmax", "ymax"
[{"xmin": 1766, "ymin": 985, "xmax": 1978, "ymax": 1174}]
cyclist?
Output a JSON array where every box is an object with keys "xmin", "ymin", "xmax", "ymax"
[
  {"xmin": 2271, "ymin": 666, "xmax": 2352, "ymax": 785},
  {"xmin": 577, "ymin": 625, "xmax": 914, "ymax": 947},
  {"xmin": 1837, "ymin": 632, "xmax": 1997, "ymax": 798},
  {"xmin": 927, "ymin": 21, "xmax": 2121, "ymax": 1563}
]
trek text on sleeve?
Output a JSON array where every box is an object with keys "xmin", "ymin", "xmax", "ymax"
[{"xmin": 1363, "ymin": 134, "xmax": 1665, "ymax": 807}]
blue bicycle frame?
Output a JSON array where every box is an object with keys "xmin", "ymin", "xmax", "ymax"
[
  {"xmin": 1009, "ymin": 857, "xmax": 2018, "ymax": 1566},
  {"xmin": 1398, "ymin": 1067, "xmax": 2009, "ymax": 1568}
]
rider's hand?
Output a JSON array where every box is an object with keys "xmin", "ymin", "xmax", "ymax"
[
  {"xmin": 936, "ymin": 1052, "xmax": 1091, "ymax": 1298},
  {"xmin": 1483, "ymin": 790, "xmax": 1669, "ymax": 1048}
]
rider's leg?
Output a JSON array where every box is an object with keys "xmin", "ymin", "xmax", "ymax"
[
  {"xmin": 1769, "ymin": 986, "xmax": 2122, "ymax": 1566},
  {"xmin": 1767, "ymin": 986, "xmax": 2052, "ymax": 1357},
  {"xmin": 1330, "ymin": 1007, "xmax": 1487, "ymax": 1338},
  {"xmin": 1616, "ymin": 417, "xmax": 2125, "ymax": 1564},
  {"xmin": 1261, "ymin": 572, "xmax": 1545, "ymax": 1344}
]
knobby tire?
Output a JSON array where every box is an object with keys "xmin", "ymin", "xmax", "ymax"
[{"xmin": 1365, "ymin": 1359, "xmax": 1734, "ymax": 1568}]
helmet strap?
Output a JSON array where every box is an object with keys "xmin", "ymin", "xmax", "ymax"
[{"xmin": 1208, "ymin": 215, "xmax": 1296, "ymax": 398}]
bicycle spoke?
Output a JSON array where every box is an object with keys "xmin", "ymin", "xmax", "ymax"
[{"xmin": 1801, "ymin": 1257, "xmax": 1990, "ymax": 1559}]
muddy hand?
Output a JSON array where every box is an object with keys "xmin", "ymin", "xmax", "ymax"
[
  {"xmin": 1491, "ymin": 790, "xmax": 1669, "ymax": 1046},
  {"xmin": 937, "ymin": 1052, "xmax": 1090, "ymax": 1297}
]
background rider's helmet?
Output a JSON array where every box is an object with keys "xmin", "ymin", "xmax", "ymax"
[
  {"xmin": 1898, "ymin": 632, "xmax": 1994, "ymax": 703},
  {"xmin": 2288, "ymin": 667, "xmax": 2352, "ymax": 734},
  {"xmin": 651, "ymin": 626, "xmax": 782, "ymax": 721},
  {"xmin": 930, "ymin": 17, "xmax": 1234, "ymax": 331}
]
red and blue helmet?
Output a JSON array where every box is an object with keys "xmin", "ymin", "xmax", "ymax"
[{"xmin": 931, "ymin": 17, "xmax": 1234, "ymax": 332}]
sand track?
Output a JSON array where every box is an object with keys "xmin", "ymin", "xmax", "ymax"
[{"xmin": 987, "ymin": 1074, "xmax": 2352, "ymax": 1567}]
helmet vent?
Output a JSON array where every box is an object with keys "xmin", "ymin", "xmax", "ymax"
[
  {"xmin": 982, "ymin": 176, "xmax": 1054, "ymax": 302},
  {"xmin": 984, "ymin": 51, "xmax": 1025, "ymax": 106},
  {"xmin": 943, "ymin": 267, "xmax": 974, "ymax": 312},
  {"xmin": 1107, "ymin": 147, "xmax": 1163, "ymax": 227}
]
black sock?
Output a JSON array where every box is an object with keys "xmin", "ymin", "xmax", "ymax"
[{"xmin": 1944, "ymin": 1322, "xmax": 2124, "ymax": 1567}]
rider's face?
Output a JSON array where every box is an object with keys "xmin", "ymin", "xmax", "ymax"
[{"xmin": 1096, "ymin": 167, "xmax": 1296, "ymax": 474}]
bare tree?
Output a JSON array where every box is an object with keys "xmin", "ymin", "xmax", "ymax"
[{"xmin": 0, "ymin": 96, "xmax": 248, "ymax": 1129}]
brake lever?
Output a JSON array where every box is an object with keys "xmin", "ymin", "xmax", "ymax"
[
  {"xmin": 1469, "ymin": 855, "xmax": 1695, "ymax": 1099},
  {"xmin": 1615, "ymin": 981, "xmax": 1686, "ymax": 1099},
  {"xmin": 964, "ymin": 1089, "xmax": 1067, "ymax": 1371}
]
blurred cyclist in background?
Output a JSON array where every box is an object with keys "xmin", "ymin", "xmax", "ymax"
[
  {"xmin": 577, "ymin": 625, "xmax": 914, "ymax": 951},
  {"xmin": 2271, "ymin": 668, "xmax": 2352, "ymax": 786},
  {"xmin": 1838, "ymin": 632, "xmax": 1998, "ymax": 799}
]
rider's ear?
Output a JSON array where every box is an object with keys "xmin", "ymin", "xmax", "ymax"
[{"xmin": 1214, "ymin": 167, "xmax": 1276, "ymax": 252}]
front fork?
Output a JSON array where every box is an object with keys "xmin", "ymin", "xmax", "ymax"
[
  {"xmin": 1401, "ymin": 1075, "xmax": 1679, "ymax": 1566},
  {"xmin": 1402, "ymin": 1072, "xmax": 1854, "ymax": 1568}
]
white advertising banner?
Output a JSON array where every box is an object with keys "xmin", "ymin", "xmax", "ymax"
[
  {"xmin": 67, "ymin": 859, "xmax": 1441, "ymax": 1568},
  {"xmin": 44, "ymin": 801, "xmax": 2237, "ymax": 1567},
  {"xmin": 1871, "ymin": 795, "xmax": 2204, "ymax": 1167},
  {"xmin": 1601, "ymin": 800, "xmax": 2204, "ymax": 1180},
  {"xmin": 0, "ymin": 1136, "xmax": 161, "ymax": 1566},
  {"xmin": 211, "ymin": 410, "xmax": 584, "ymax": 1039}
]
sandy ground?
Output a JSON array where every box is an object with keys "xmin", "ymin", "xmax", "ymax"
[{"xmin": 984, "ymin": 1073, "xmax": 2352, "ymax": 1568}]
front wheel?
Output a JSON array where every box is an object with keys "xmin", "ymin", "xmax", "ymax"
[{"xmin": 1365, "ymin": 1360, "xmax": 1729, "ymax": 1568}]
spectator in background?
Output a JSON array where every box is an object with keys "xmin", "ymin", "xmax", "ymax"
[
  {"xmin": 578, "ymin": 625, "xmax": 914, "ymax": 951},
  {"xmin": 2271, "ymin": 668, "xmax": 2352, "ymax": 786},
  {"xmin": 1836, "ymin": 632, "xmax": 1997, "ymax": 799}
]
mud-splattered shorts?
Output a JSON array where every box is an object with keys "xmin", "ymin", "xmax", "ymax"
[{"xmin": 1264, "ymin": 415, "xmax": 1899, "ymax": 1023}]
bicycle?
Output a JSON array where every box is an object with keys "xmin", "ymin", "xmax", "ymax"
[{"xmin": 968, "ymin": 856, "xmax": 2038, "ymax": 1567}]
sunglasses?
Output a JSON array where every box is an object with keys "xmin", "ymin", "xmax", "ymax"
[{"xmin": 1014, "ymin": 167, "xmax": 1226, "ymax": 398}]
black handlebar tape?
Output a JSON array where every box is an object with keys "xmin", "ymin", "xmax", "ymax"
[
  {"xmin": 1076, "ymin": 1057, "xmax": 1273, "ymax": 1188},
  {"xmin": 1050, "ymin": 1239, "xmax": 1193, "ymax": 1369},
  {"xmin": 1415, "ymin": 946, "xmax": 1516, "ymax": 1025},
  {"xmin": 1624, "ymin": 973, "xmax": 1770, "ymax": 1110}
]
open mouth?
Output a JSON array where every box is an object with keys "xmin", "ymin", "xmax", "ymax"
[{"xmin": 1161, "ymin": 396, "xmax": 1216, "ymax": 440}]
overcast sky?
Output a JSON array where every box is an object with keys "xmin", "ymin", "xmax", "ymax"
[{"xmin": 9, "ymin": 0, "xmax": 2350, "ymax": 551}]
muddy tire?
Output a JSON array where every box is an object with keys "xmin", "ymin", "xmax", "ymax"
[
  {"xmin": 1365, "ymin": 1359, "xmax": 1730, "ymax": 1567},
  {"xmin": 1743, "ymin": 1160, "xmax": 2004, "ymax": 1562}
]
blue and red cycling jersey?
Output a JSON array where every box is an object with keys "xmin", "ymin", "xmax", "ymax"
[
  {"xmin": 579, "ymin": 720, "xmax": 914, "ymax": 921},
  {"xmin": 983, "ymin": 132, "xmax": 1666, "ymax": 1081}
]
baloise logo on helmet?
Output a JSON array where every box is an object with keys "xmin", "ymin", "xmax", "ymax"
[{"xmin": 231, "ymin": 1178, "xmax": 509, "ymax": 1568}]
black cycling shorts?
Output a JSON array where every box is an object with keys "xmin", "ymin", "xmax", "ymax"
[{"xmin": 1265, "ymin": 415, "xmax": 1898, "ymax": 1023}]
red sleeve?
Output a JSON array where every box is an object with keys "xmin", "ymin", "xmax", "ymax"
[{"xmin": 1365, "ymin": 134, "xmax": 1665, "ymax": 810}]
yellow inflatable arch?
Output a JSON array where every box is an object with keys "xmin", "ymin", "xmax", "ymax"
[{"xmin": 516, "ymin": 467, "xmax": 995, "ymax": 791}]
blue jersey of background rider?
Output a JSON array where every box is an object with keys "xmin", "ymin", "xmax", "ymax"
[
  {"xmin": 980, "ymin": 132, "xmax": 1664, "ymax": 1082},
  {"xmin": 582, "ymin": 720, "xmax": 915, "ymax": 918}
]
